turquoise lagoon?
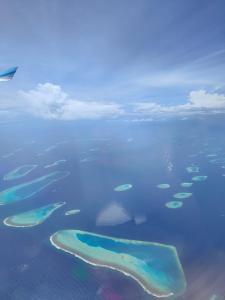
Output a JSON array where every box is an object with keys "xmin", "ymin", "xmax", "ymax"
[
  {"xmin": 4, "ymin": 164, "xmax": 37, "ymax": 180},
  {"xmin": 4, "ymin": 202, "xmax": 65, "ymax": 227},
  {"xmin": 50, "ymin": 230, "xmax": 186, "ymax": 298},
  {"xmin": 0, "ymin": 171, "xmax": 69, "ymax": 205}
]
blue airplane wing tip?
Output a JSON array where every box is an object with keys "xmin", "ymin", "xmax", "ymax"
[{"xmin": 0, "ymin": 66, "xmax": 18, "ymax": 81}]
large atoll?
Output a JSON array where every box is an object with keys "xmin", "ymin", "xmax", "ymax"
[{"xmin": 50, "ymin": 230, "xmax": 186, "ymax": 298}]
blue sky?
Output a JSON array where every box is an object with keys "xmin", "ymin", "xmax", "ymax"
[{"xmin": 0, "ymin": 0, "xmax": 225, "ymax": 119}]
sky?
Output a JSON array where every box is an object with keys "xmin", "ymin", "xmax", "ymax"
[{"xmin": 0, "ymin": 0, "xmax": 225, "ymax": 120}]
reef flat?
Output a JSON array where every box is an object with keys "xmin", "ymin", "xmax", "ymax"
[
  {"xmin": 209, "ymin": 158, "xmax": 225, "ymax": 164},
  {"xmin": 44, "ymin": 160, "xmax": 66, "ymax": 169},
  {"xmin": 206, "ymin": 154, "xmax": 217, "ymax": 157},
  {"xmin": 2, "ymin": 152, "xmax": 14, "ymax": 159},
  {"xmin": 50, "ymin": 230, "xmax": 186, "ymax": 298},
  {"xmin": 4, "ymin": 164, "xmax": 37, "ymax": 180},
  {"xmin": 65, "ymin": 209, "xmax": 80, "ymax": 216},
  {"xmin": 165, "ymin": 201, "xmax": 183, "ymax": 209},
  {"xmin": 157, "ymin": 184, "xmax": 170, "ymax": 189},
  {"xmin": 174, "ymin": 192, "xmax": 192, "ymax": 199},
  {"xmin": 192, "ymin": 175, "xmax": 207, "ymax": 182},
  {"xmin": 0, "ymin": 171, "xmax": 69, "ymax": 205},
  {"xmin": 4, "ymin": 202, "xmax": 65, "ymax": 227},
  {"xmin": 180, "ymin": 182, "xmax": 193, "ymax": 188},
  {"xmin": 114, "ymin": 184, "xmax": 132, "ymax": 192},
  {"xmin": 209, "ymin": 294, "xmax": 223, "ymax": 300},
  {"xmin": 186, "ymin": 166, "xmax": 199, "ymax": 173}
]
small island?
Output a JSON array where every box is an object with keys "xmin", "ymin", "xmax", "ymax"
[
  {"xmin": 173, "ymin": 192, "xmax": 192, "ymax": 199},
  {"xmin": 206, "ymin": 154, "xmax": 217, "ymax": 157},
  {"xmin": 186, "ymin": 166, "xmax": 199, "ymax": 173},
  {"xmin": 4, "ymin": 202, "xmax": 65, "ymax": 227},
  {"xmin": 165, "ymin": 201, "xmax": 183, "ymax": 209},
  {"xmin": 157, "ymin": 183, "xmax": 170, "ymax": 189},
  {"xmin": 0, "ymin": 171, "xmax": 69, "ymax": 205},
  {"xmin": 4, "ymin": 164, "xmax": 37, "ymax": 181},
  {"xmin": 114, "ymin": 184, "xmax": 133, "ymax": 192},
  {"xmin": 180, "ymin": 182, "xmax": 193, "ymax": 188},
  {"xmin": 50, "ymin": 230, "xmax": 186, "ymax": 298},
  {"xmin": 192, "ymin": 175, "xmax": 207, "ymax": 182},
  {"xmin": 65, "ymin": 209, "xmax": 80, "ymax": 216}
]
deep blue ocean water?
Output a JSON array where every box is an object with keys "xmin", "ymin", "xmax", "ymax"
[{"xmin": 0, "ymin": 117, "xmax": 225, "ymax": 300}]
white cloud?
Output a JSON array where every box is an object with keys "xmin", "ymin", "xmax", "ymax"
[
  {"xmin": 133, "ymin": 90, "xmax": 225, "ymax": 116},
  {"xmin": 188, "ymin": 90, "xmax": 225, "ymax": 108},
  {"xmin": 17, "ymin": 83, "xmax": 124, "ymax": 120},
  {"xmin": 1, "ymin": 83, "xmax": 225, "ymax": 120}
]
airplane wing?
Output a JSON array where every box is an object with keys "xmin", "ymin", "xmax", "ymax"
[{"xmin": 0, "ymin": 67, "xmax": 18, "ymax": 81}]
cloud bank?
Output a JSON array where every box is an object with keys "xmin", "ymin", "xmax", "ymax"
[
  {"xmin": 1, "ymin": 83, "xmax": 225, "ymax": 120},
  {"xmin": 18, "ymin": 83, "xmax": 124, "ymax": 120}
]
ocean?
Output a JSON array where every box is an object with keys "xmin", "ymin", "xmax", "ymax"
[{"xmin": 0, "ymin": 117, "xmax": 225, "ymax": 300}]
